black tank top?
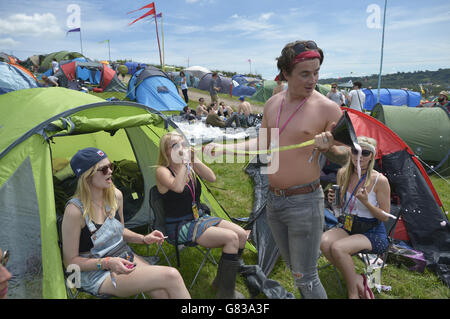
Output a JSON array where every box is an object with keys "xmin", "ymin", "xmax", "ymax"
[{"xmin": 160, "ymin": 168, "xmax": 201, "ymax": 219}]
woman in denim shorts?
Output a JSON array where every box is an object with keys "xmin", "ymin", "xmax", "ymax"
[{"xmin": 62, "ymin": 147, "xmax": 190, "ymax": 298}]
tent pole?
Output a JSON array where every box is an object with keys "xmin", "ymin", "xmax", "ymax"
[{"xmin": 377, "ymin": 0, "xmax": 387, "ymax": 103}]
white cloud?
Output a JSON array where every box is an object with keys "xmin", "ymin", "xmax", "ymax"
[
  {"xmin": 0, "ymin": 37, "xmax": 20, "ymax": 46},
  {"xmin": 0, "ymin": 13, "xmax": 63, "ymax": 37},
  {"xmin": 260, "ymin": 12, "xmax": 274, "ymax": 21}
]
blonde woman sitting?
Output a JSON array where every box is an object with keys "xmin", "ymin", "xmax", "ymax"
[
  {"xmin": 320, "ymin": 137, "xmax": 391, "ymax": 299},
  {"xmin": 155, "ymin": 131, "xmax": 248, "ymax": 299},
  {"xmin": 62, "ymin": 147, "xmax": 190, "ymax": 298}
]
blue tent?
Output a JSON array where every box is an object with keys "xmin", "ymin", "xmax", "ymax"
[
  {"xmin": 232, "ymin": 74, "xmax": 248, "ymax": 86},
  {"xmin": 126, "ymin": 66, "xmax": 186, "ymax": 112},
  {"xmin": 232, "ymin": 85, "xmax": 256, "ymax": 97},
  {"xmin": 362, "ymin": 88, "xmax": 421, "ymax": 111},
  {"xmin": 125, "ymin": 62, "xmax": 147, "ymax": 75},
  {"xmin": 0, "ymin": 62, "xmax": 39, "ymax": 95}
]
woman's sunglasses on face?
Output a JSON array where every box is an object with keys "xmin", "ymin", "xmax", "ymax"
[
  {"xmin": 97, "ymin": 163, "xmax": 114, "ymax": 175},
  {"xmin": 351, "ymin": 148, "xmax": 373, "ymax": 157}
]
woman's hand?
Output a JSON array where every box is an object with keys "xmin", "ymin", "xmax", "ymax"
[
  {"xmin": 355, "ymin": 187, "xmax": 369, "ymax": 205},
  {"xmin": 107, "ymin": 257, "xmax": 135, "ymax": 275},
  {"xmin": 143, "ymin": 230, "xmax": 166, "ymax": 245},
  {"xmin": 327, "ymin": 188, "xmax": 335, "ymax": 204},
  {"xmin": 203, "ymin": 142, "xmax": 223, "ymax": 158}
]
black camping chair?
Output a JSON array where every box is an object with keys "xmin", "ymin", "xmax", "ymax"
[{"xmin": 148, "ymin": 185, "xmax": 218, "ymax": 289}]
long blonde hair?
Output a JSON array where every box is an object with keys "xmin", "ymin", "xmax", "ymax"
[
  {"xmin": 72, "ymin": 162, "xmax": 117, "ymax": 222},
  {"xmin": 337, "ymin": 136, "xmax": 377, "ymax": 204},
  {"xmin": 157, "ymin": 131, "xmax": 196, "ymax": 180}
]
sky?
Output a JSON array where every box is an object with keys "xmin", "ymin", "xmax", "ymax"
[{"xmin": 0, "ymin": 0, "xmax": 449, "ymax": 80}]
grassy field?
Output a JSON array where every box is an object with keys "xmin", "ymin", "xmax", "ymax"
[{"xmin": 87, "ymin": 90, "xmax": 450, "ymax": 299}]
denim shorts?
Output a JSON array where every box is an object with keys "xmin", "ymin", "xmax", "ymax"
[{"xmin": 80, "ymin": 269, "xmax": 111, "ymax": 296}]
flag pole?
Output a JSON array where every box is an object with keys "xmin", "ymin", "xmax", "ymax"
[
  {"xmin": 153, "ymin": 7, "xmax": 163, "ymax": 67},
  {"xmin": 377, "ymin": 0, "xmax": 387, "ymax": 103},
  {"xmin": 79, "ymin": 29, "xmax": 84, "ymax": 55},
  {"xmin": 160, "ymin": 13, "xmax": 165, "ymax": 71}
]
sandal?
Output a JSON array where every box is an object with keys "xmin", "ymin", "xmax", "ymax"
[{"xmin": 361, "ymin": 274, "xmax": 375, "ymax": 299}]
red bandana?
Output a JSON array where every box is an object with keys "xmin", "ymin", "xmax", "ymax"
[{"xmin": 291, "ymin": 50, "xmax": 321, "ymax": 65}]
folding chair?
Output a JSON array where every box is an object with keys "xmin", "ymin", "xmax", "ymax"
[{"xmin": 148, "ymin": 185, "xmax": 218, "ymax": 289}]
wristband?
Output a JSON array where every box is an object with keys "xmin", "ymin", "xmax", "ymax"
[
  {"xmin": 103, "ymin": 257, "xmax": 110, "ymax": 270},
  {"xmin": 142, "ymin": 235, "xmax": 146, "ymax": 244},
  {"xmin": 97, "ymin": 259, "xmax": 102, "ymax": 270}
]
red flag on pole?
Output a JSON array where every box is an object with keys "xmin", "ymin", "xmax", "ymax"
[
  {"xmin": 128, "ymin": 8, "xmax": 156, "ymax": 26},
  {"xmin": 127, "ymin": 2, "xmax": 155, "ymax": 14}
]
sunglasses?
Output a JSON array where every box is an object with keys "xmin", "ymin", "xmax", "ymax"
[
  {"xmin": 351, "ymin": 148, "xmax": 373, "ymax": 157},
  {"xmin": 97, "ymin": 163, "xmax": 114, "ymax": 175},
  {"xmin": 293, "ymin": 41, "xmax": 318, "ymax": 56},
  {"xmin": 332, "ymin": 87, "xmax": 337, "ymax": 89},
  {"xmin": 1, "ymin": 250, "xmax": 9, "ymax": 267}
]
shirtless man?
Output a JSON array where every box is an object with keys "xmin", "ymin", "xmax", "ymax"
[
  {"xmin": 196, "ymin": 97, "xmax": 208, "ymax": 117},
  {"xmin": 204, "ymin": 40, "xmax": 343, "ymax": 299},
  {"xmin": 237, "ymin": 96, "xmax": 252, "ymax": 116}
]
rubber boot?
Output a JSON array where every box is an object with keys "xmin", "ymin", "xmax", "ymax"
[
  {"xmin": 212, "ymin": 249, "xmax": 244, "ymax": 289},
  {"xmin": 213, "ymin": 254, "xmax": 245, "ymax": 299}
]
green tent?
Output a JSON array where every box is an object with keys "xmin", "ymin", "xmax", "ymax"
[
  {"xmin": 0, "ymin": 87, "xmax": 254, "ymax": 298},
  {"xmin": 39, "ymin": 51, "xmax": 84, "ymax": 72},
  {"xmin": 250, "ymin": 80, "xmax": 277, "ymax": 103},
  {"xmin": 371, "ymin": 104, "xmax": 450, "ymax": 175}
]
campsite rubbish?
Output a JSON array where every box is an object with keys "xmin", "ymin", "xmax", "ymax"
[{"xmin": 387, "ymin": 243, "xmax": 427, "ymax": 273}]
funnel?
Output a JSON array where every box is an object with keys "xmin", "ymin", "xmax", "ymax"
[{"xmin": 332, "ymin": 111, "xmax": 358, "ymax": 148}]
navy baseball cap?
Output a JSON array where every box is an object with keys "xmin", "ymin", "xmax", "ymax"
[
  {"xmin": 70, "ymin": 147, "xmax": 108, "ymax": 177},
  {"xmin": 239, "ymin": 96, "xmax": 245, "ymax": 101}
]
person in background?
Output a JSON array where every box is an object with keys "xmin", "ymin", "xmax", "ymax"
[
  {"xmin": 272, "ymin": 79, "xmax": 286, "ymax": 96},
  {"xmin": 0, "ymin": 248, "xmax": 12, "ymax": 299},
  {"xmin": 206, "ymin": 106, "xmax": 241, "ymax": 128},
  {"xmin": 41, "ymin": 75, "xmax": 59, "ymax": 87},
  {"xmin": 327, "ymin": 83, "xmax": 345, "ymax": 106},
  {"xmin": 52, "ymin": 58, "xmax": 59, "ymax": 74},
  {"xmin": 437, "ymin": 91, "xmax": 449, "ymax": 112},
  {"xmin": 219, "ymin": 101, "xmax": 234, "ymax": 118},
  {"xmin": 209, "ymin": 72, "xmax": 220, "ymax": 104},
  {"xmin": 196, "ymin": 97, "xmax": 208, "ymax": 117},
  {"xmin": 346, "ymin": 81, "xmax": 366, "ymax": 111},
  {"xmin": 180, "ymin": 71, "xmax": 189, "ymax": 103}
]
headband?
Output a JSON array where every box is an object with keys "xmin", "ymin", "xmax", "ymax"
[{"xmin": 291, "ymin": 50, "xmax": 321, "ymax": 66}]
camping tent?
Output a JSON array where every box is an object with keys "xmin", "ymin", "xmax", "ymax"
[
  {"xmin": 232, "ymin": 84, "xmax": 256, "ymax": 97},
  {"xmin": 0, "ymin": 52, "xmax": 38, "ymax": 81},
  {"xmin": 124, "ymin": 62, "xmax": 147, "ymax": 75},
  {"xmin": 184, "ymin": 65, "xmax": 211, "ymax": 80},
  {"xmin": 250, "ymin": 80, "xmax": 277, "ymax": 103},
  {"xmin": 0, "ymin": 87, "xmax": 252, "ymax": 298},
  {"xmin": 197, "ymin": 73, "xmax": 237, "ymax": 95},
  {"xmin": 362, "ymin": 88, "xmax": 421, "ymax": 111},
  {"xmin": 39, "ymin": 51, "xmax": 84, "ymax": 72},
  {"xmin": 126, "ymin": 66, "xmax": 186, "ymax": 112},
  {"xmin": 171, "ymin": 71, "xmax": 199, "ymax": 88},
  {"xmin": 0, "ymin": 61, "xmax": 39, "ymax": 94},
  {"xmin": 371, "ymin": 104, "xmax": 450, "ymax": 175},
  {"xmin": 244, "ymin": 108, "xmax": 450, "ymax": 287},
  {"xmin": 55, "ymin": 60, "xmax": 127, "ymax": 93}
]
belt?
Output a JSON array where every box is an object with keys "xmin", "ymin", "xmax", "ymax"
[{"xmin": 269, "ymin": 182, "xmax": 320, "ymax": 197}]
